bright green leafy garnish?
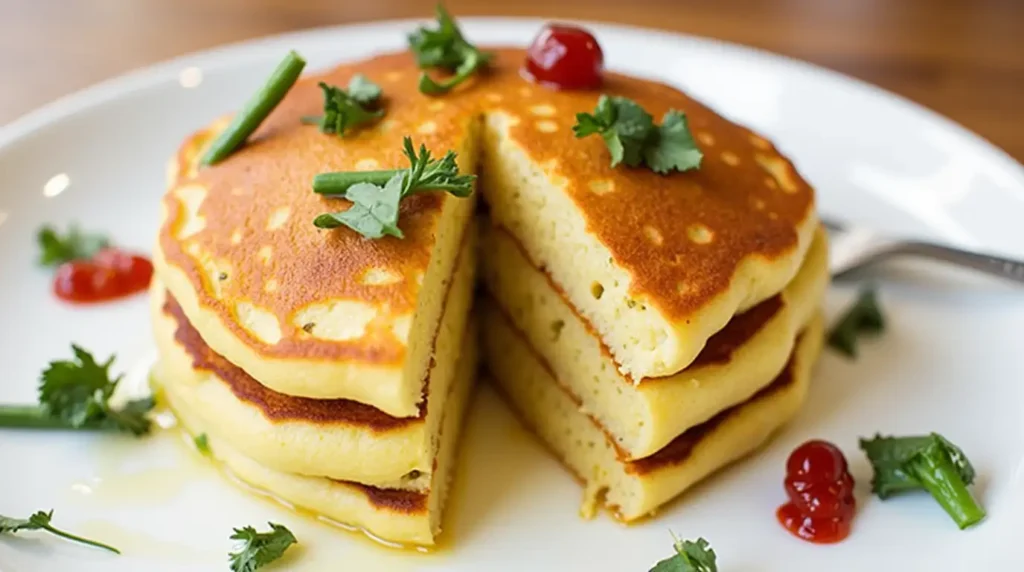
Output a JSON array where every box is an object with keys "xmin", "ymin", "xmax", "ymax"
[
  {"xmin": 1, "ymin": 510, "xmax": 120, "ymax": 554},
  {"xmin": 300, "ymin": 75, "xmax": 383, "ymax": 136},
  {"xmin": 408, "ymin": 4, "xmax": 491, "ymax": 94},
  {"xmin": 860, "ymin": 433, "xmax": 985, "ymax": 529},
  {"xmin": 827, "ymin": 287, "xmax": 884, "ymax": 357},
  {"xmin": 650, "ymin": 535, "xmax": 717, "ymax": 572},
  {"xmin": 573, "ymin": 95, "xmax": 703, "ymax": 174},
  {"xmin": 37, "ymin": 224, "xmax": 109, "ymax": 267},
  {"xmin": 228, "ymin": 522, "xmax": 297, "ymax": 572},
  {"xmin": 0, "ymin": 345, "xmax": 155, "ymax": 435},
  {"xmin": 195, "ymin": 433, "xmax": 211, "ymax": 455},
  {"xmin": 312, "ymin": 136, "xmax": 474, "ymax": 238}
]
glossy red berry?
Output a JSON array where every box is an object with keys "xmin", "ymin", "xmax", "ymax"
[{"xmin": 523, "ymin": 24, "xmax": 604, "ymax": 90}]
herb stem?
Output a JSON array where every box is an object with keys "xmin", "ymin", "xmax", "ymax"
[
  {"xmin": 905, "ymin": 445, "xmax": 986, "ymax": 529},
  {"xmin": 313, "ymin": 171, "xmax": 398, "ymax": 195},
  {"xmin": 0, "ymin": 405, "xmax": 72, "ymax": 430},
  {"xmin": 201, "ymin": 51, "xmax": 306, "ymax": 166},
  {"xmin": 41, "ymin": 523, "xmax": 121, "ymax": 554}
]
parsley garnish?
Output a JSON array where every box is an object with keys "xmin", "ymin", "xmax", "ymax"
[
  {"xmin": 408, "ymin": 4, "xmax": 491, "ymax": 94},
  {"xmin": 37, "ymin": 224, "xmax": 109, "ymax": 267},
  {"xmin": 827, "ymin": 287, "xmax": 884, "ymax": 358},
  {"xmin": 649, "ymin": 535, "xmax": 717, "ymax": 572},
  {"xmin": 300, "ymin": 75, "xmax": 383, "ymax": 136},
  {"xmin": 195, "ymin": 433, "xmax": 211, "ymax": 455},
  {"xmin": 1, "ymin": 510, "xmax": 120, "ymax": 554},
  {"xmin": 573, "ymin": 95, "xmax": 703, "ymax": 174},
  {"xmin": 860, "ymin": 433, "xmax": 985, "ymax": 529},
  {"xmin": 312, "ymin": 136, "xmax": 474, "ymax": 238},
  {"xmin": 0, "ymin": 344, "xmax": 155, "ymax": 435},
  {"xmin": 228, "ymin": 522, "xmax": 297, "ymax": 572}
]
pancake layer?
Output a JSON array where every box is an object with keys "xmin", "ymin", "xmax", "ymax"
[
  {"xmin": 484, "ymin": 309, "xmax": 824, "ymax": 521},
  {"xmin": 152, "ymin": 332, "xmax": 476, "ymax": 546},
  {"xmin": 150, "ymin": 236, "xmax": 474, "ymax": 489},
  {"xmin": 156, "ymin": 48, "xmax": 817, "ymax": 418},
  {"xmin": 480, "ymin": 224, "xmax": 828, "ymax": 459}
]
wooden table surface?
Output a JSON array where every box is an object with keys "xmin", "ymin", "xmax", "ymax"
[{"xmin": 2, "ymin": 0, "xmax": 1022, "ymax": 162}]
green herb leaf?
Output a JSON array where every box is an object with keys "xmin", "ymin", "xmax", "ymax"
[
  {"xmin": 37, "ymin": 224, "xmax": 109, "ymax": 267},
  {"xmin": 228, "ymin": 522, "xmax": 297, "ymax": 572},
  {"xmin": 650, "ymin": 535, "xmax": 717, "ymax": 572},
  {"xmin": 409, "ymin": 4, "xmax": 491, "ymax": 94},
  {"xmin": 1, "ymin": 510, "xmax": 120, "ymax": 554},
  {"xmin": 860, "ymin": 433, "xmax": 985, "ymax": 529},
  {"xmin": 302, "ymin": 80, "xmax": 383, "ymax": 137},
  {"xmin": 194, "ymin": 433, "xmax": 211, "ymax": 455},
  {"xmin": 573, "ymin": 95, "xmax": 702, "ymax": 174},
  {"xmin": 346, "ymin": 74, "xmax": 382, "ymax": 106},
  {"xmin": 828, "ymin": 287, "xmax": 884, "ymax": 357},
  {"xmin": 312, "ymin": 137, "xmax": 474, "ymax": 238}
]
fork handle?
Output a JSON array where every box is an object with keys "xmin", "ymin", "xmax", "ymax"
[{"xmin": 898, "ymin": 242, "xmax": 1024, "ymax": 284}]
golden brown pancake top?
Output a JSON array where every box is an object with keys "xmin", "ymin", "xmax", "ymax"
[
  {"xmin": 159, "ymin": 47, "xmax": 814, "ymax": 364},
  {"xmin": 164, "ymin": 293, "xmax": 426, "ymax": 430}
]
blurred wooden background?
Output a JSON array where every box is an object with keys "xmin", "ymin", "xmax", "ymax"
[{"xmin": 1, "ymin": 0, "xmax": 1022, "ymax": 161}]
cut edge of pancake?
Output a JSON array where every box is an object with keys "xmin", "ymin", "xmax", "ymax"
[
  {"xmin": 150, "ymin": 238, "xmax": 475, "ymax": 489},
  {"xmin": 484, "ymin": 303, "xmax": 824, "ymax": 521},
  {"xmin": 479, "ymin": 223, "xmax": 828, "ymax": 459},
  {"xmin": 152, "ymin": 331, "xmax": 479, "ymax": 547}
]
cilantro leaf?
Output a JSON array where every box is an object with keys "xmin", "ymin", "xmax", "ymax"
[
  {"xmin": 574, "ymin": 95, "xmax": 702, "ymax": 174},
  {"xmin": 301, "ymin": 80, "xmax": 383, "ymax": 137},
  {"xmin": 228, "ymin": 522, "xmax": 297, "ymax": 572},
  {"xmin": 827, "ymin": 287, "xmax": 884, "ymax": 358},
  {"xmin": 1, "ymin": 510, "xmax": 120, "ymax": 554},
  {"xmin": 408, "ymin": 4, "xmax": 491, "ymax": 94},
  {"xmin": 650, "ymin": 535, "xmax": 717, "ymax": 572},
  {"xmin": 346, "ymin": 74, "xmax": 382, "ymax": 106},
  {"xmin": 37, "ymin": 224, "xmax": 109, "ymax": 267},
  {"xmin": 312, "ymin": 136, "xmax": 475, "ymax": 238}
]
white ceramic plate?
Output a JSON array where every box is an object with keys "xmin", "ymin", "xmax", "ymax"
[{"xmin": 1, "ymin": 18, "xmax": 1022, "ymax": 572}]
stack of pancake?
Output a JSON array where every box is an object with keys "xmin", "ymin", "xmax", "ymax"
[
  {"xmin": 474, "ymin": 61, "xmax": 827, "ymax": 520},
  {"xmin": 149, "ymin": 60, "xmax": 481, "ymax": 545}
]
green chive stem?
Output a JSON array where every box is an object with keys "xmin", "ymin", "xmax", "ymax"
[
  {"xmin": 906, "ymin": 445, "xmax": 986, "ymax": 529},
  {"xmin": 201, "ymin": 50, "xmax": 307, "ymax": 166},
  {"xmin": 0, "ymin": 405, "xmax": 76, "ymax": 430},
  {"xmin": 313, "ymin": 171, "xmax": 398, "ymax": 195}
]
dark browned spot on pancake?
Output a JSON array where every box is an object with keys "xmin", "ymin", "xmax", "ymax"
[
  {"xmin": 344, "ymin": 482, "xmax": 429, "ymax": 514},
  {"xmin": 491, "ymin": 226, "xmax": 783, "ymax": 379},
  {"xmin": 625, "ymin": 348, "xmax": 798, "ymax": 475},
  {"xmin": 163, "ymin": 293, "xmax": 425, "ymax": 430}
]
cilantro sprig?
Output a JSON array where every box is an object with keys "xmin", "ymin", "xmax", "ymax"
[
  {"xmin": 300, "ymin": 75, "xmax": 383, "ymax": 136},
  {"xmin": 0, "ymin": 345, "xmax": 154, "ymax": 436},
  {"xmin": 860, "ymin": 433, "xmax": 985, "ymax": 529},
  {"xmin": 408, "ymin": 4, "xmax": 491, "ymax": 94},
  {"xmin": 37, "ymin": 224, "xmax": 109, "ymax": 267},
  {"xmin": 1, "ymin": 510, "xmax": 120, "ymax": 554},
  {"xmin": 312, "ymin": 136, "xmax": 474, "ymax": 238},
  {"xmin": 649, "ymin": 535, "xmax": 717, "ymax": 572},
  {"xmin": 827, "ymin": 287, "xmax": 884, "ymax": 358},
  {"xmin": 229, "ymin": 522, "xmax": 297, "ymax": 572},
  {"xmin": 573, "ymin": 95, "xmax": 703, "ymax": 174}
]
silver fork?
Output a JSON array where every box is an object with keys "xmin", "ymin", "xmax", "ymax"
[{"xmin": 823, "ymin": 218, "xmax": 1024, "ymax": 284}]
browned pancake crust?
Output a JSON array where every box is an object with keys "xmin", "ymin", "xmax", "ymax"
[
  {"xmin": 160, "ymin": 48, "xmax": 813, "ymax": 363},
  {"xmin": 346, "ymin": 482, "xmax": 428, "ymax": 514},
  {"xmin": 164, "ymin": 293, "xmax": 422, "ymax": 430}
]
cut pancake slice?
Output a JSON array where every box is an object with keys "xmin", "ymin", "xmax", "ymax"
[
  {"xmin": 484, "ymin": 308, "xmax": 824, "ymax": 521},
  {"xmin": 152, "ymin": 331, "xmax": 478, "ymax": 547},
  {"xmin": 478, "ymin": 59, "xmax": 818, "ymax": 379},
  {"xmin": 154, "ymin": 56, "xmax": 482, "ymax": 415},
  {"xmin": 149, "ymin": 237, "xmax": 475, "ymax": 489},
  {"xmin": 480, "ymin": 223, "xmax": 828, "ymax": 459}
]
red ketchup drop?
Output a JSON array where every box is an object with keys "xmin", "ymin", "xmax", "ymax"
[
  {"xmin": 53, "ymin": 247, "xmax": 153, "ymax": 304},
  {"xmin": 522, "ymin": 23, "xmax": 604, "ymax": 90},
  {"xmin": 776, "ymin": 439, "xmax": 856, "ymax": 544}
]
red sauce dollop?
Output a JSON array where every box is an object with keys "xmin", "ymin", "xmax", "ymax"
[
  {"xmin": 777, "ymin": 439, "xmax": 856, "ymax": 544},
  {"xmin": 522, "ymin": 24, "xmax": 604, "ymax": 90},
  {"xmin": 53, "ymin": 247, "xmax": 153, "ymax": 304}
]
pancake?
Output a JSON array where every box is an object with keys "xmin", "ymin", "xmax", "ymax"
[
  {"xmin": 149, "ymin": 237, "xmax": 475, "ymax": 489},
  {"xmin": 154, "ymin": 57, "xmax": 481, "ymax": 416},
  {"xmin": 480, "ymin": 223, "xmax": 828, "ymax": 459},
  {"xmin": 484, "ymin": 309, "xmax": 824, "ymax": 521},
  {"xmin": 155, "ymin": 48, "xmax": 816, "ymax": 420},
  {"xmin": 151, "ymin": 333, "xmax": 477, "ymax": 547}
]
